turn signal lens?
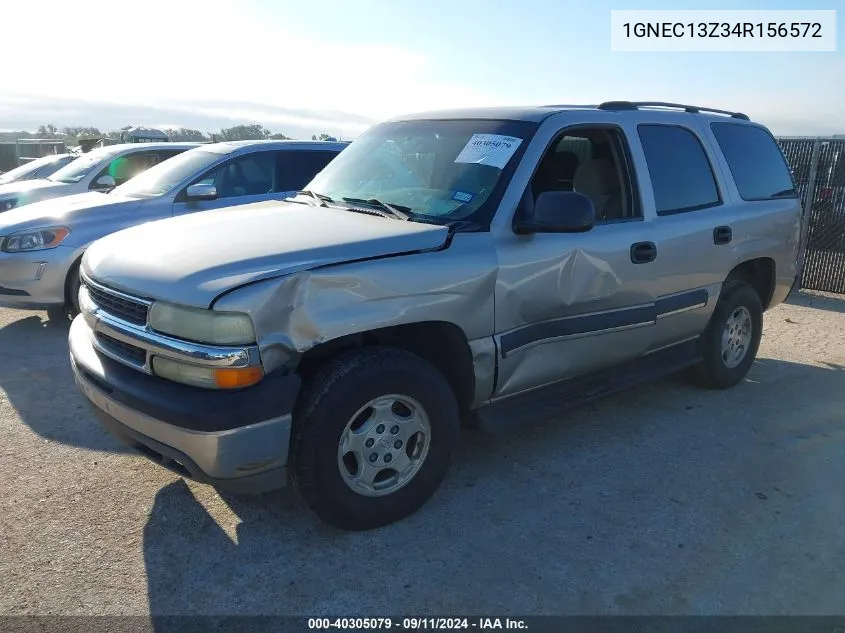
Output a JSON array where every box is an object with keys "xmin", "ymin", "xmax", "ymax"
[{"xmin": 214, "ymin": 366, "xmax": 264, "ymax": 389}]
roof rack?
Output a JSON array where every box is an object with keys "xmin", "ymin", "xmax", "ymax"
[
  {"xmin": 542, "ymin": 104, "xmax": 599, "ymax": 109},
  {"xmin": 597, "ymin": 101, "xmax": 750, "ymax": 120}
]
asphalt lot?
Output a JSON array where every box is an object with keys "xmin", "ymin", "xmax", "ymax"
[{"xmin": 1, "ymin": 292, "xmax": 844, "ymax": 616}]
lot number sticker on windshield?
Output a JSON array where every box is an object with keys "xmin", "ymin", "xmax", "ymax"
[{"xmin": 454, "ymin": 134, "xmax": 523, "ymax": 169}]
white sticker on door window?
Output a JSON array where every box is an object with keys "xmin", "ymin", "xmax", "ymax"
[{"xmin": 454, "ymin": 134, "xmax": 523, "ymax": 169}]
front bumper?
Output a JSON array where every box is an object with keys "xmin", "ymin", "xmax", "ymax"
[
  {"xmin": 0, "ymin": 245, "xmax": 77, "ymax": 308},
  {"xmin": 69, "ymin": 315, "xmax": 301, "ymax": 493}
]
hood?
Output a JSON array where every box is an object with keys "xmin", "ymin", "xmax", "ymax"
[
  {"xmin": 0, "ymin": 192, "xmax": 141, "ymax": 235},
  {"xmin": 0, "ymin": 178, "xmax": 68, "ymax": 204},
  {"xmin": 83, "ymin": 200, "xmax": 450, "ymax": 308}
]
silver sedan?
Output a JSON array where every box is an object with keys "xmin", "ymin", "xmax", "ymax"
[{"xmin": 0, "ymin": 140, "xmax": 347, "ymax": 317}]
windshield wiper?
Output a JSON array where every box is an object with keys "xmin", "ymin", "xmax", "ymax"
[
  {"xmin": 341, "ymin": 197, "xmax": 412, "ymax": 221},
  {"xmin": 295, "ymin": 190, "xmax": 334, "ymax": 206}
]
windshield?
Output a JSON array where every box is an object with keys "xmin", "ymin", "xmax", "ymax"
[
  {"xmin": 48, "ymin": 146, "xmax": 124, "ymax": 183},
  {"xmin": 303, "ymin": 119, "xmax": 537, "ymax": 223},
  {"xmin": 0, "ymin": 155, "xmax": 63, "ymax": 184},
  {"xmin": 112, "ymin": 149, "xmax": 222, "ymax": 198}
]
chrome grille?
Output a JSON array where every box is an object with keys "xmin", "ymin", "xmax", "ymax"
[
  {"xmin": 85, "ymin": 282, "xmax": 149, "ymax": 326},
  {"xmin": 96, "ymin": 332, "xmax": 147, "ymax": 365}
]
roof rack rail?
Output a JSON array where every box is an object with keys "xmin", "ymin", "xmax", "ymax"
[
  {"xmin": 597, "ymin": 101, "xmax": 750, "ymax": 120},
  {"xmin": 542, "ymin": 104, "xmax": 599, "ymax": 108}
]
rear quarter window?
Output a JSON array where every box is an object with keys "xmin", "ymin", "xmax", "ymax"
[{"xmin": 710, "ymin": 123, "xmax": 797, "ymax": 201}]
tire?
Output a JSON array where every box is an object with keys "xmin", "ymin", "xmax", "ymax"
[
  {"xmin": 46, "ymin": 262, "xmax": 81, "ymax": 322},
  {"xmin": 46, "ymin": 305, "xmax": 70, "ymax": 323},
  {"xmin": 694, "ymin": 280, "xmax": 763, "ymax": 389},
  {"xmin": 290, "ymin": 346, "xmax": 460, "ymax": 530},
  {"xmin": 66, "ymin": 262, "xmax": 82, "ymax": 318}
]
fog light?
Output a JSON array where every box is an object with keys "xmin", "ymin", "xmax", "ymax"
[{"xmin": 152, "ymin": 356, "xmax": 263, "ymax": 389}]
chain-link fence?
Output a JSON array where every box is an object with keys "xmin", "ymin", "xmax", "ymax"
[{"xmin": 777, "ymin": 137, "xmax": 845, "ymax": 295}]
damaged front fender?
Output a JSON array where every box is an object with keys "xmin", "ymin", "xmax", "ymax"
[{"xmin": 211, "ymin": 233, "xmax": 499, "ymax": 378}]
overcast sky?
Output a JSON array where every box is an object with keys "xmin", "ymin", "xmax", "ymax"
[{"xmin": 1, "ymin": 0, "xmax": 843, "ymax": 138}]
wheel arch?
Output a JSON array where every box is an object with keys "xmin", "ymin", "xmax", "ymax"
[
  {"xmin": 296, "ymin": 320, "xmax": 476, "ymax": 412},
  {"xmin": 725, "ymin": 257, "xmax": 776, "ymax": 310}
]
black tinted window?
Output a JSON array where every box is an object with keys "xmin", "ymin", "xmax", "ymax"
[
  {"xmin": 156, "ymin": 149, "xmax": 187, "ymax": 161},
  {"xmin": 710, "ymin": 123, "xmax": 798, "ymax": 200},
  {"xmin": 277, "ymin": 150, "xmax": 340, "ymax": 191},
  {"xmin": 195, "ymin": 152, "xmax": 275, "ymax": 199},
  {"xmin": 638, "ymin": 125, "xmax": 720, "ymax": 214}
]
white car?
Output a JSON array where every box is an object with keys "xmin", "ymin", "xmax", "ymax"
[
  {"xmin": 0, "ymin": 153, "xmax": 77, "ymax": 185},
  {"xmin": 0, "ymin": 142, "xmax": 200, "ymax": 212}
]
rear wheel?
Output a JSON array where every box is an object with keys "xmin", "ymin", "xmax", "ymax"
[
  {"xmin": 290, "ymin": 347, "xmax": 460, "ymax": 530},
  {"xmin": 694, "ymin": 280, "xmax": 763, "ymax": 389}
]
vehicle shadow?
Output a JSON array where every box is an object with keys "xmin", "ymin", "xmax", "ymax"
[
  {"xmin": 143, "ymin": 357, "xmax": 845, "ymax": 617},
  {"xmin": 787, "ymin": 290, "xmax": 845, "ymax": 314},
  {"xmin": 0, "ymin": 311, "xmax": 128, "ymax": 452}
]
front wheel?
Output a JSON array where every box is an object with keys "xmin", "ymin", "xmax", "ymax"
[
  {"xmin": 47, "ymin": 263, "xmax": 81, "ymax": 323},
  {"xmin": 66, "ymin": 262, "xmax": 82, "ymax": 318},
  {"xmin": 290, "ymin": 347, "xmax": 460, "ymax": 530},
  {"xmin": 694, "ymin": 280, "xmax": 763, "ymax": 389}
]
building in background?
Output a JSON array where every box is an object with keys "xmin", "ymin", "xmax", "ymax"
[{"xmin": 119, "ymin": 127, "xmax": 169, "ymax": 143}]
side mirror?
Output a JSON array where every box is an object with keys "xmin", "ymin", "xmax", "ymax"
[
  {"xmin": 514, "ymin": 190, "xmax": 595, "ymax": 234},
  {"xmin": 186, "ymin": 183, "xmax": 218, "ymax": 200},
  {"xmin": 92, "ymin": 174, "xmax": 116, "ymax": 190}
]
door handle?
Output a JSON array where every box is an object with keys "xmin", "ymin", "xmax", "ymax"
[
  {"xmin": 630, "ymin": 241, "xmax": 657, "ymax": 264},
  {"xmin": 713, "ymin": 226, "xmax": 732, "ymax": 245}
]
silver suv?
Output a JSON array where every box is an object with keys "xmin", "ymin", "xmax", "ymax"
[{"xmin": 69, "ymin": 102, "xmax": 801, "ymax": 530}]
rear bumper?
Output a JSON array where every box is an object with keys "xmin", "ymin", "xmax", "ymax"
[
  {"xmin": 69, "ymin": 315, "xmax": 301, "ymax": 493},
  {"xmin": 773, "ymin": 275, "xmax": 797, "ymax": 307}
]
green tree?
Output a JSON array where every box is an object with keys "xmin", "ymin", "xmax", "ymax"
[
  {"xmin": 268, "ymin": 132, "xmax": 291, "ymax": 140},
  {"xmin": 217, "ymin": 124, "xmax": 271, "ymax": 141},
  {"xmin": 63, "ymin": 126, "xmax": 101, "ymax": 138},
  {"xmin": 165, "ymin": 128, "xmax": 209, "ymax": 142},
  {"xmin": 36, "ymin": 124, "xmax": 59, "ymax": 138}
]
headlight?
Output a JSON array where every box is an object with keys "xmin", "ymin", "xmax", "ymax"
[
  {"xmin": 148, "ymin": 301, "xmax": 256, "ymax": 345},
  {"xmin": 2, "ymin": 227, "xmax": 70, "ymax": 252},
  {"xmin": 1, "ymin": 199, "xmax": 17, "ymax": 211}
]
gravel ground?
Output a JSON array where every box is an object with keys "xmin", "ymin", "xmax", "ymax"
[{"xmin": 1, "ymin": 291, "xmax": 844, "ymax": 616}]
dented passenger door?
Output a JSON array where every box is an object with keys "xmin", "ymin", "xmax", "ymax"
[{"xmin": 491, "ymin": 123, "xmax": 658, "ymax": 399}]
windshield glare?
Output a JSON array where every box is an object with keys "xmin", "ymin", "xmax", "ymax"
[
  {"xmin": 303, "ymin": 119, "xmax": 537, "ymax": 222},
  {"xmin": 0, "ymin": 155, "xmax": 61, "ymax": 183},
  {"xmin": 112, "ymin": 149, "xmax": 222, "ymax": 198},
  {"xmin": 48, "ymin": 146, "xmax": 123, "ymax": 183}
]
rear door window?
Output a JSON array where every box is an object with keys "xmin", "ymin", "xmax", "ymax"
[
  {"xmin": 710, "ymin": 123, "xmax": 798, "ymax": 200},
  {"xmin": 638, "ymin": 124, "xmax": 721, "ymax": 215},
  {"xmin": 155, "ymin": 149, "xmax": 189, "ymax": 162},
  {"xmin": 276, "ymin": 150, "xmax": 341, "ymax": 192}
]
